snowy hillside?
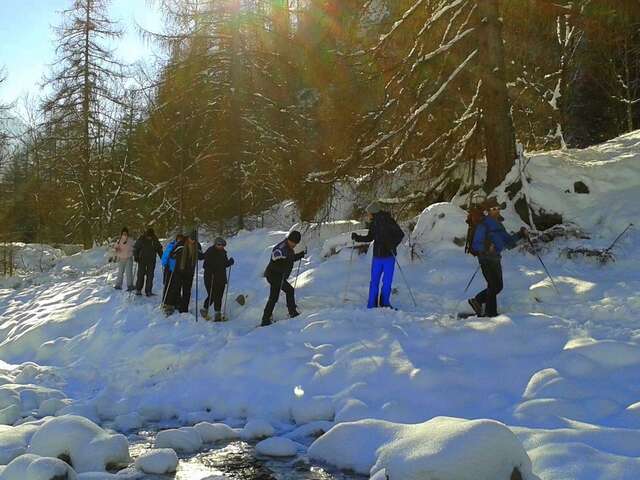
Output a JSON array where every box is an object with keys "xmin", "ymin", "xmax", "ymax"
[{"xmin": 0, "ymin": 132, "xmax": 639, "ymax": 479}]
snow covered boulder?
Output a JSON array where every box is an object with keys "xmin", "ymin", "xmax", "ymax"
[
  {"xmin": 113, "ymin": 413, "xmax": 142, "ymax": 433},
  {"xmin": 155, "ymin": 427, "xmax": 203, "ymax": 453},
  {"xmin": 411, "ymin": 203, "xmax": 468, "ymax": 249},
  {"xmin": 134, "ymin": 449, "xmax": 178, "ymax": 475},
  {"xmin": 310, "ymin": 417, "xmax": 538, "ymax": 480},
  {"xmin": 27, "ymin": 415, "xmax": 130, "ymax": 473},
  {"xmin": 255, "ymin": 437, "xmax": 299, "ymax": 457},
  {"xmin": 2, "ymin": 454, "xmax": 77, "ymax": 480},
  {"xmin": 240, "ymin": 419, "xmax": 275, "ymax": 440},
  {"xmin": 193, "ymin": 422, "xmax": 239, "ymax": 443},
  {"xmin": 0, "ymin": 405, "xmax": 21, "ymax": 426},
  {"xmin": 291, "ymin": 397, "xmax": 335, "ymax": 425}
]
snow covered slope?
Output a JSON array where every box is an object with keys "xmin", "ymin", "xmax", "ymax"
[{"xmin": 0, "ymin": 131, "xmax": 639, "ymax": 478}]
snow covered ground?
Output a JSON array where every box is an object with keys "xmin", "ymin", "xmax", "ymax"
[{"xmin": 0, "ymin": 131, "xmax": 639, "ymax": 479}]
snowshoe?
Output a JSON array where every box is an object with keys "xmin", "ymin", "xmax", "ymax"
[{"xmin": 457, "ymin": 312, "xmax": 477, "ymax": 319}]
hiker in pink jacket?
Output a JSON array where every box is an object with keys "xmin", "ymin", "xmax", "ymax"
[{"xmin": 114, "ymin": 227, "xmax": 135, "ymax": 291}]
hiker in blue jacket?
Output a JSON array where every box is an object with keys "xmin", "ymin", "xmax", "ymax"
[
  {"xmin": 468, "ymin": 197, "xmax": 528, "ymax": 317},
  {"xmin": 161, "ymin": 233, "xmax": 183, "ymax": 306},
  {"xmin": 351, "ymin": 201, "xmax": 405, "ymax": 309}
]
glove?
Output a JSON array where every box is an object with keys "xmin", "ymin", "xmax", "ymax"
[
  {"xmin": 519, "ymin": 227, "xmax": 529, "ymax": 239},
  {"xmin": 228, "ymin": 257, "xmax": 235, "ymax": 266},
  {"xmin": 351, "ymin": 232, "xmax": 358, "ymax": 241}
]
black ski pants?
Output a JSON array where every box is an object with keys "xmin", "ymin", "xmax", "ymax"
[
  {"xmin": 262, "ymin": 272, "xmax": 296, "ymax": 320},
  {"xmin": 168, "ymin": 270, "xmax": 195, "ymax": 313},
  {"xmin": 136, "ymin": 260, "xmax": 156, "ymax": 295},
  {"xmin": 474, "ymin": 256, "xmax": 504, "ymax": 317},
  {"xmin": 204, "ymin": 273, "xmax": 226, "ymax": 312}
]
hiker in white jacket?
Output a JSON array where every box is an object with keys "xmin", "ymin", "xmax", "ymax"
[{"xmin": 114, "ymin": 227, "xmax": 135, "ymax": 291}]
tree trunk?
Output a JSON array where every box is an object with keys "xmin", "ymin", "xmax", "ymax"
[{"xmin": 476, "ymin": 0, "xmax": 516, "ymax": 191}]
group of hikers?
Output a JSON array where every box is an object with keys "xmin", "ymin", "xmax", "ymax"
[{"xmin": 111, "ymin": 196, "xmax": 529, "ymax": 324}]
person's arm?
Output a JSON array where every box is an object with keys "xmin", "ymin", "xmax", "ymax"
[
  {"xmin": 133, "ymin": 239, "xmax": 141, "ymax": 261},
  {"xmin": 155, "ymin": 239, "xmax": 163, "ymax": 259},
  {"xmin": 472, "ymin": 223, "xmax": 487, "ymax": 254},
  {"xmin": 352, "ymin": 224, "xmax": 374, "ymax": 243},
  {"xmin": 225, "ymin": 254, "xmax": 235, "ymax": 267},
  {"xmin": 197, "ymin": 242, "xmax": 205, "ymax": 260}
]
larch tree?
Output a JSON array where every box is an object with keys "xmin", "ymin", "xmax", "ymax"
[{"xmin": 43, "ymin": 0, "xmax": 125, "ymax": 247}]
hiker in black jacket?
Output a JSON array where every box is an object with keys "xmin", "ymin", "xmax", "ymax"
[
  {"xmin": 352, "ymin": 201, "xmax": 404, "ymax": 308},
  {"xmin": 133, "ymin": 228, "xmax": 163, "ymax": 296},
  {"xmin": 200, "ymin": 237, "xmax": 234, "ymax": 321},
  {"xmin": 261, "ymin": 230, "xmax": 306, "ymax": 327},
  {"xmin": 165, "ymin": 229, "xmax": 204, "ymax": 315}
]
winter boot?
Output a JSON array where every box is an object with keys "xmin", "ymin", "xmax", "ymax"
[
  {"xmin": 289, "ymin": 309, "xmax": 300, "ymax": 319},
  {"xmin": 127, "ymin": 286, "xmax": 135, "ymax": 292},
  {"xmin": 200, "ymin": 308, "xmax": 210, "ymax": 320},
  {"xmin": 260, "ymin": 315, "xmax": 273, "ymax": 327},
  {"xmin": 163, "ymin": 305, "xmax": 175, "ymax": 316},
  {"xmin": 114, "ymin": 286, "xmax": 122, "ymax": 290},
  {"xmin": 214, "ymin": 311, "xmax": 223, "ymax": 322},
  {"xmin": 468, "ymin": 298, "xmax": 483, "ymax": 317},
  {"xmin": 135, "ymin": 290, "xmax": 142, "ymax": 296}
]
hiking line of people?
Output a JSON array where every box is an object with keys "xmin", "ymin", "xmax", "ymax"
[{"xmin": 111, "ymin": 196, "xmax": 530, "ymax": 324}]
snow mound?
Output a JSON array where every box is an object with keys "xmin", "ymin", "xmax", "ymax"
[
  {"xmin": 291, "ymin": 397, "xmax": 335, "ymax": 425},
  {"xmin": 563, "ymin": 338, "xmax": 640, "ymax": 368},
  {"xmin": 411, "ymin": 202, "xmax": 468, "ymax": 248},
  {"xmin": 193, "ymin": 422, "xmax": 239, "ymax": 443},
  {"xmin": 155, "ymin": 427, "xmax": 202, "ymax": 453},
  {"xmin": 27, "ymin": 416, "xmax": 130, "ymax": 473},
  {"xmin": 4, "ymin": 244, "xmax": 65, "ymax": 275},
  {"xmin": 255, "ymin": 437, "xmax": 299, "ymax": 457},
  {"xmin": 134, "ymin": 448, "xmax": 178, "ymax": 475},
  {"xmin": 240, "ymin": 419, "xmax": 275, "ymax": 440},
  {"xmin": 113, "ymin": 413, "xmax": 142, "ymax": 433},
  {"xmin": 1, "ymin": 454, "xmax": 77, "ymax": 480},
  {"xmin": 310, "ymin": 417, "xmax": 538, "ymax": 480}
]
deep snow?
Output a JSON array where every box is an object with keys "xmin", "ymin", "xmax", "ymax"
[{"xmin": 0, "ymin": 131, "xmax": 639, "ymax": 478}]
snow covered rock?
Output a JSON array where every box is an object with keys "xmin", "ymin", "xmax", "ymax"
[
  {"xmin": 240, "ymin": 419, "xmax": 274, "ymax": 440},
  {"xmin": 27, "ymin": 415, "xmax": 130, "ymax": 473},
  {"xmin": 291, "ymin": 397, "xmax": 335, "ymax": 425},
  {"xmin": 113, "ymin": 413, "xmax": 142, "ymax": 433},
  {"xmin": 1, "ymin": 454, "xmax": 77, "ymax": 480},
  {"xmin": 37, "ymin": 398, "xmax": 70, "ymax": 417},
  {"xmin": 193, "ymin": 422, "xmax": 239, "ymax": 443},
  {"xmin": 0, "ymin": 405, "xmax": 21, "ymax": 426},
  {"xmin": 255, "ymin": 437, "xmax": 299, "ymax": 457},
  {"xmin": 411, "ymin": 203, "xmax": 468, "ymax": 248},
  {"xmin": 310, "ymin": 417, "xmax": 538, "ymax": 480},
  {"xmin": 155, "ymin": 427, "xmax": 203, "ymax": 453},
  {"xmin": 134, "ymin": 449, "xmax": 178, "ymax": 475}
]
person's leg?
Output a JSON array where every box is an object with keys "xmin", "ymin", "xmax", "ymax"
[
  {"xmin": 115, "ymin": 260, "xmax": 125, "ymax": 288},
  {"xmin": 125, "ymin": 258, "xmax": 134, "ymax": 290},
  {"xmin": 203, "ymin": 273, "xmax": 213, "ymax": 310},
  {"xmin": 262, "ymin": 275, "xmax": 281, "ymax": 324},
  {"xmin": 180, "ymin": 273, "xmax": 194, "ymax": 313},
  {"xmin": 475, "ymin": 259, "xmax": 491, "ymax": 306},
  {"xmin": 213, "ymin": 281, "xmax": 225, "ymax": 312},
  {"xmin": 282, "ymin": 280, "xmax": 297, "ymax": 315},
  {"xmin": 485, "ymin": 259, "xmax": 503, "ymax": 317},
  {"xmin": 367, "ymin": 258, "xmax": 384, "ymax": 308},
  {"xmin": 135, "ymin": 261, "xmax": 144, "ymax": 293},
  {"xmin": 145, "ymin": 262, "xmax": 155, "ymax": 295},
  {"xmin": 379, "ymin": 257, "xmax": 396, "ymax": 307}
]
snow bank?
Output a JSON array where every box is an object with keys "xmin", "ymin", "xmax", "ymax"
[
  {"xmin": 291, "ymin": 397, "xmax": 335, "ymax": 425},
  {"xmin": 310, "ymin": 417, "xmax": 537, "ymax": 480},
  {"xmin": 255, "ymin": 437, "xmax": 299, "ymax": 457},
  {"xmin": 240, "ymin": 419, "xmax": 275, "ymax": 440},
  {"xmin": 134, "ymin": 449, "xmax": 178, "ymax": 475},
  {"xmin": 1, "ymin": 454, "xmax": 78, "ymax": 480},
  {"xmin": 27, "ymin": 416, "xmax": 129, "ymax": 473}
]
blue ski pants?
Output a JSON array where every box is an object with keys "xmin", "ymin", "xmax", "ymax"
[{"xmin": 368, "ymin": 256, "xmax": 395, "ymax": 308}]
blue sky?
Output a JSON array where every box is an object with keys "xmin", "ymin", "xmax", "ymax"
[{"xmin": 0, "ymin": 0, "xmax": 164, "ymax": 105}]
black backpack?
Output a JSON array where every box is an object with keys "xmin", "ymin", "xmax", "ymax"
[{"xmin": 378, "ymin": 212, "xmax": 405, "ymax": 250}]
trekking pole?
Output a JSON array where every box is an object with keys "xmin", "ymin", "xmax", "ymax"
[
  {"xmin": 293, "ymin": 257, "xmax": 303, "ymax": 290},
  {"xmin": 527, "ymin": 237, "xmax": 560, "ymax": 294},
  {"xmin": 604, "ymin": 223, "xmax": 634, "ymax": 253},
  {"xmin": 391, "ymin": 252, "xmax": 418, "ymax": 308},
  {"xmin": 463, "ymin": 265, "xmax": 480, "ymax": 294},
  {"xmin": 222, "ymin": 265, "xmax": 232, "ymax": 320},
  {"xmin": 195, "ymin": 226, "xmax": 199, "ymax": 322},
  {"xmin": 343, "ymin": 241, "xmax": 355, "ymax": 303}
]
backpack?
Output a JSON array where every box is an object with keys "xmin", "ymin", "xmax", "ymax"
[
  {"xmin": 378, "ymin": 212, "xmax": 405, "ymax": 250},
  {"xmin": 465, "ymin": 207, "xmax": 490, "ymax": 256}
]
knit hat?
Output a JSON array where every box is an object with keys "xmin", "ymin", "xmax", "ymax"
[
  {"xmin": 483, "ymin": 197, "xmax": 506, "ymax": 210},
  {"xmin": 288, "ymin": 230, "xmax": 302, "ymax": 244},
  {"xmin": 366, "ymin": 201, "xmax": 382, "ymax": 215},
  {"xmin": 214, "ymin": 237, "xmax": 227, "ymax": 247}
]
